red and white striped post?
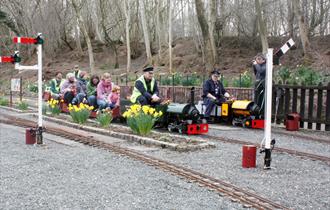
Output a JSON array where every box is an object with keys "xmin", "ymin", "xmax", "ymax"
[{"xmin": 13, "ymin": 33, "xmax": 44, "ymax": 144}]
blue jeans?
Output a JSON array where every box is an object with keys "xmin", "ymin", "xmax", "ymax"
[
  {"xmin": 203, "ymin": 97, "xmax": 225, "ymax": 118},
  {"xmin": 72, "ymin": 93, "xmax": 86, "ymax": 105},
  {"xmin": 87, "ymin": 95, "xmax": 97, "ymax": 108},
  {"xmin": 97, "ymin": 99, "xmax": 116, "ymax": 110}
]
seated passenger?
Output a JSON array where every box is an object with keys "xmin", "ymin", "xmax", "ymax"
[
  {"xmin": 60, "ymin": 73, "xmax": 78, "ymax": 104},
  {"xmin": 108, "ymin": 85, "xmax": 120, "ymax": 109},
  {"xmin": 72, "ymin": 71, "xmax": 88, "ymax": 105},
  {"xmin": 202, "ymin": 69, "xmax": 230, "ymax": 120},
  {"xmin": 130, "ymin": 66, "xmax": 161, "ymax": 106},
  {"xmin": 49, "ymin": 72, "xmax": 64, "ymax": 100},
  {"xmin": 97, "ymin": 73, "xmax": 118, "ymax": 110},
  {"xmin": 86, "ymin": 75, "xmax": 100, "ymax": 108}
]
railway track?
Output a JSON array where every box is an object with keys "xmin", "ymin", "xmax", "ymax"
[
  {"xmin": 272, "ymin": 129, "xmax": 330, "ymax": 145},
  {"xmin": 0, "ymin": 116, "xmax": 291, "ymax": 210},
  {"xmin": 202, "ymin": 134, "xmax": 330, "ymax": 165}
]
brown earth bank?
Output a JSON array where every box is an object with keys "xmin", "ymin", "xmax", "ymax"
[{"xmin": 0, "ymin": 36, "xmax": 329, "ymax": 94}]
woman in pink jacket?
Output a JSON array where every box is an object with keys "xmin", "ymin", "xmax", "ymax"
[{"xmin": 96, "ymin": 73, "xmax": 119, "ymax": 110}]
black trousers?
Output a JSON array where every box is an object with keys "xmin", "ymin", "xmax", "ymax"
[
  {"xmin": 254, "ymin": 79, "xmax": 265, "ymax": 114},
  {"xmin": 136, "ymin": 95, "xmax": 160, "ymax": 107}
]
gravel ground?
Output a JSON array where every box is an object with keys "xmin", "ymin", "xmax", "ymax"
[
  {"xmin": 0, "ymin": 123, "xmax": 243, "ymax": 210},
  {"xmin": 144, "ymin": 139, "xmax": 330, "ymax": 209},
  {"xmin": 208, "ymin": 125, "xmax": 330, "ymax": 158}
]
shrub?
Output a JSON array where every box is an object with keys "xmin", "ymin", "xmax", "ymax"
[
  {"xmin": 28, "ymin": 83, "xmax": 38, "ymax": 93},
  {"xmin": 0, "ymin": 98, "xmax": 9, "ymax": 106},
  {"xmin": 123, "ymin": 104, "xmax": 163, "ymax": 136},
  {"xmin": 290, "ymin": 66, "xmax": 322, "ymax": 85},
  {"xmin": 277, "ymin": 66, "xmax": 291, "ymax": 84},
  {"xmin": 47, "ymin": 98, "xmax": 62, "ymax": 115},
  {"xmin": 232, "ymin": 71, "xmax": 253, "ymax": 88},
  {"xmin": 68, "ymin": 103, "xmax": 94, "ymax": 124},
  {"xmin": 96, "ymin": 109, "xmax": 113, "ymax": 127},
  {"xmin": 17, "ymin": 101, "xmax": 28, "ymax": 110}
]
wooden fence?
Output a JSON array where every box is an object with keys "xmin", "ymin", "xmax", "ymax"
[
  {"xmin": 272, "ymin": 83, "xmax": 330, "ymax": 131},
  {"xmin": 120, "ymin": 83, "xmax": 330, "ymax": 131},
  {"xmin": 119, "ymin": 85, "xmax": 253, "ymax": 103}
]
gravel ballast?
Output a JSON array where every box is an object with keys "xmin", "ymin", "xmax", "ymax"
[{"xmin": 0, "ymin": 123, "xmax": 243, "ymax": 210}]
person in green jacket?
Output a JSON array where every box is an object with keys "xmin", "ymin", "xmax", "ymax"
[
  {"xmin": 49, "ymin": 72, "xmax": 64, "ymax": 99},
  {"xmin": 86, "ymin": 75, "xmax": 100, "ymax": 107}
]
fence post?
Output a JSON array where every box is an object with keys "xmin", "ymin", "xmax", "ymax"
[
  {"xmin": 300, "ymin": 86, "xmax": 306, "ymax": 128},
  {"xmin": 172, "ymin": 74, "xmax": 175, "ymax": 101},
  {"xmin": 239, "ymin": 74, "xmax": 242, "ymax": 88},
  {"xmin": 307, "ymin": 87, "xmax": 314, "ymax": 129},
  {"xmin": 126, "ymin": 74, "xmax": 128, "ymax": 86},
  {"xmin": 116, "ymin": 76, "xmax": 119, "ymax": 85},
  {"xmin": 19, "ymin": 76, "xmax": 23, "ymax": 102},
  {"xmin": 325, "ymin": 82, "xmax": 330, "ymax": 131},
  {"xmin": 159, "ymin": 75, "xmax": 162, "ymax": 86},
  {"xmin": 316, "ymin": 83, "xmax": 323, "ymax": 130}
]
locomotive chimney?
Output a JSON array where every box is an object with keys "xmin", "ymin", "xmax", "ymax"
[{"xmin": 190, "ymin": 87, "xmax": 195, "ymax": 105}]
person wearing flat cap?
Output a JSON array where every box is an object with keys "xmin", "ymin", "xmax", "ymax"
[
  {"xmin": 130, "ymin": 66, "xmax": 161, "ymax": 106},
  {"xmin": 252, "ymin": 53, "xmax": 266, "ymax": 114},
  {"xmin": 202, "ymin": 68, "xmax": 230, "ymax": 120}
]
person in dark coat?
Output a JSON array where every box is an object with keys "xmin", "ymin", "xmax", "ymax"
[
  {"xmin": 252, "ymin": 53, "xmax": 266, "ymax": 113},
  {"xmin": 202, "ymin": 69, "xmax": 230, "ymax": 119},
  {"xmin": 130, "ymin": 66, "xmax": 160, "ymax": 106}
]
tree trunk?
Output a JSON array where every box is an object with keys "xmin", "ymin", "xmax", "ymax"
[
  {"xmin": 287, "ymin": 0, "xmax": 295, "ymax": 37},
  {"xmin": 72, "ymin": 0, "xmax": 95, "ymax": 73},
  {"xmin": 195, "ymin": 0, "xmax": 211, "ymax": 68},
  {"xmin": 292, "ymin": 0, "xmax": 312, "ymax": 58},
  {"xmin": 156, "ymin": 0, "xmax": 162, "ymax": 63},
  {"xmin": 168, "ymin": 0, "xmax": 173, "ymax": 73},
  {"xmin": 139, "ymin": 0, "xmax": 152, "ymax": 65},
  {"xmin": 255, "ymin": 0, "xmax": 268, "ymax": 54},
  {"xmin": 208, "ymin": 0, "xmax": 218, "ymax": 66},
  {"xmin": 124, "ymin": 0, "xmax": 131, "ymax": 73},
  {"xmin": 91, "ymin": 0, "xmax": 104, "ymax": 43},
  {"xmin": 74, "ymin": 17, "xmax": 83, "ymax": 55}
]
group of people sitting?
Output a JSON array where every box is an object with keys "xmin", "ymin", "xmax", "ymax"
[
  {"xmin": 48, "ymin": 65, "xmax": 120, "ymax": 110},
  {"xmin": 47, "ymin": 52, "xmax": 265, "ymax": 116}
]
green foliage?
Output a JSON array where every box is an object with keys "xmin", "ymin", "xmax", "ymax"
[
  {"xmin": 28, "ymin": 83, "xmax": 38, "ymax": 93},
  {"xmin": 277, "ymin": 65, "xmax": 323, "ymax": 85},
  {"xmin": 47, "ymin": 98, "xmax": 61, "ymax": 115},
  {"xmin": 69, "ymin": 103, "xmax": 92, "ymax": 124},
  {"xmin": 160, "ymin": 73, "xmax": 202, "ymax": 86},
  {"xmin": 220, "ymin": 76, "xmax": 229, "ymax": 87},
  {"xmin": 123, "ymin": 104, "xmax": 163, "ymax": 136},
  {"xmin": 96, "ymin": 109, "xmax": 113, "ymax": 128},
  {"xmin": 17, "ymin": 101, "xmax": 28, "ymax": 110},
  {"xmin": 277, "ymin": 67, "xmax": 291, "ymax": 84},
  {"xmin": 232, "ymin": 71, "xmax": 253, "ymax": 88},
  {"xmin": 0, "ymin": 97, "xmax": 9, "ymax": 106}
]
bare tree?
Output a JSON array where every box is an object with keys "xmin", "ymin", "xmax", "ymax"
[
  {"xmin": 292, "ymin": 0, "xmax": 312, "ymax": 58},
  {"xmin": 168, "ymin": 0, "xmax": 173, "ymax": 73},
  {"xmin": 71, "ymin": 0, "xmax": 95, "ymax": 73},
  {"xmin": 255, "ymin": 0, "xmax": 268, "ymax": 53},
  {"xmin": 124, "ymin": 0, "xmax": 131, "ymax": 73},
  {"xmin": 139, "ymin": 0, "xmax": 152, "ymax": 65}
]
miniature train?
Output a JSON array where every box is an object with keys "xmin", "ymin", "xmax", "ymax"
[{"xmin": 44, "ymin": 87, "xmax": 264, "ymax": 135}]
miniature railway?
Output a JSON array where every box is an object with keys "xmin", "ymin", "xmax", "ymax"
[
  {"xmin": 272, "ymin": 129, "xmax": 330, "ymax": 145},
  {"xmin": 203, "ymin": 134, "xmax": 330, "ymax": 165},
  {"xmin": 1, "ymin": 116, "xmax": 290, "ymax": 210}
]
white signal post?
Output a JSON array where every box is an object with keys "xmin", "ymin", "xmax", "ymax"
[
  {"xmin": 263, "ymin": 48, "xmax": 274, "ymax": 169},
  {"xmin": 13, "ymin": 33, "xmax": 44, "ymax": 144}
]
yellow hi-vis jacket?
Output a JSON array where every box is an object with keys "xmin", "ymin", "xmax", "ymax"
[{"xmin": 130, "ymin": 75, "xmax": 155, "ymax": 103}]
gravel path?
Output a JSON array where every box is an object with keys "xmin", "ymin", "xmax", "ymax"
[
  {"xmin": 0, "ymin": 123, "xmax": 243, "ymax": 210},
  {"xmin": 144, "ymin": 139, "xmax": 330, "ymax": 209}
]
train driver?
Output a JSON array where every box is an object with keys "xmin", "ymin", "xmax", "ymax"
[
  {"xmin": 130, "ymin": 66, "xmax": 161, "ymax": 106},
  {"xmin": 252, "ymin": 53, "xmax": 266, "ymax": 113},
  {"xmin": 202, "ymin": 69, "xmax": 230, "ymax": 120}
]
